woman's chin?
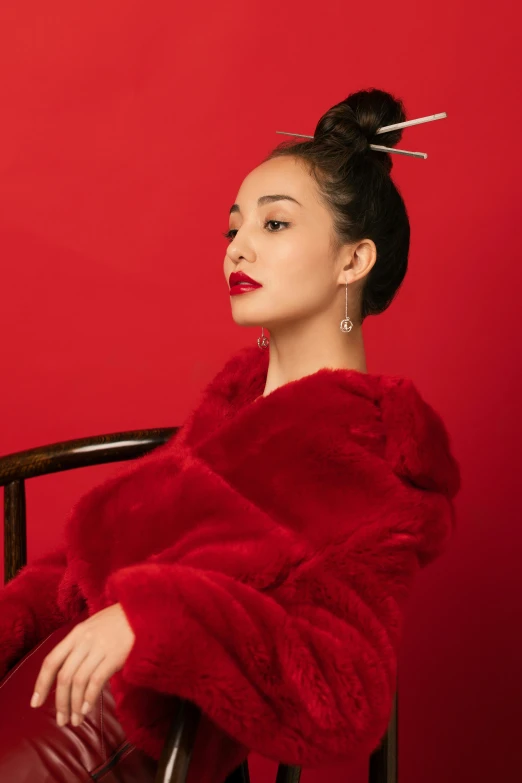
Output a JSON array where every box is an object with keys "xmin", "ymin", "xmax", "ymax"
[
  {"xmin": 229, "ymin": 307, "xmax": 269, "ymax": 327},
  {"xmin": 231, "ymin": 317, "xmax": 265, "ymax": 328}
]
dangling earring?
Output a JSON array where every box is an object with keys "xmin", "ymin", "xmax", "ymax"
[
  {"xmin": 257, "ymin": 326, "xmax": 270, "ymax": 350},
  {"xmin": 340, "ymin": 281, "xmax": 354, "ymax": 333}
]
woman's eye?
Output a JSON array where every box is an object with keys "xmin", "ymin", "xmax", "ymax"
[
  {"xmin": 265, "ymin": 220, "xmax": 289, "ymax": 232},
  {"xmin": 222, "ymin": 220, "xmax": 290, "ymax": 241}
]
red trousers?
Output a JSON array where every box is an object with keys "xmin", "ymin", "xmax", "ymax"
[{"xmin": 0, "ymin": 612, "xmax": 159, "ymax": 782}]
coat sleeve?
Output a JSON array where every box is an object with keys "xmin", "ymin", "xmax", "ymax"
[
  {"xmin": 0, "ymin": 545, "xmax": 82, "ymax": 680},
  {"xmin": 103, "ymin": 449, "xmax": 441, "ymax": 767}
]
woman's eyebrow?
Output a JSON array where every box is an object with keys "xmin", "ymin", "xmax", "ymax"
[{"xmin": 229, "ymin": 195, "xmax": 303, "ymax": 215}]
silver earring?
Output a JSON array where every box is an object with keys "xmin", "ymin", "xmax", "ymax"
[
  {"xmin": 258, "ymin": 326, "xmax": 270, "ymax": 350},
  {"xmin": 340, "ymin": 282, "xmax": 354, "ymax": 333}
]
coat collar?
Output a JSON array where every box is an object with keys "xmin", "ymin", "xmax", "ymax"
[{"xmin": 178, "ymin": 345, "xmax": 461, "ymax": 501}]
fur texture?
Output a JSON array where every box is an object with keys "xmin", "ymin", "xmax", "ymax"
[{"xmin": 0, "ymin": 346, "xmax": 461, "ymax": 783}]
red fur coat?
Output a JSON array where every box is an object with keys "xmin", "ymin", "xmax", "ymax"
[{"xmin": 0, "ymin": 345, "xmax": 461, "ymax": 783}]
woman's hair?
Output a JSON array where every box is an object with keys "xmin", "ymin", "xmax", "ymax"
[{"xmin": 262, "ymin": 88, "xmax": 411, "ymax": 322}]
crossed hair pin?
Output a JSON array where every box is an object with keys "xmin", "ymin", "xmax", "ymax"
[{"xmin": 276, "ymin": 111, "xmax": 448, "ymax": 159}]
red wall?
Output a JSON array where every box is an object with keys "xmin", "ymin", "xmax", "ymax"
[{"xmin": 1, "ymin": 2, "xmax": 521, "ymax": 781}]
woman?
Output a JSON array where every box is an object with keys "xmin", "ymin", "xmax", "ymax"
[{"xmin": 0, "ymin": 88, "xmax": 461, "ymax": 782}]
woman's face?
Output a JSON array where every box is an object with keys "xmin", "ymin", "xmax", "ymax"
[{"xmin": 223, "ymin": 155, "xmax": 352, "ymax": 331}]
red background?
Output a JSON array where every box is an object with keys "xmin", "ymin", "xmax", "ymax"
[{"xmin": 1, "ymin": 2, "xmax": 521, "ymax": 781}]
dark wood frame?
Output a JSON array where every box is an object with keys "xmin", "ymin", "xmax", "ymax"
[{"xmin": 0, "ymin": 429, "xmax": 398, "ymax": 783}]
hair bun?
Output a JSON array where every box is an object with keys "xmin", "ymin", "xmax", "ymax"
[{"xmin": 313, "ymin": 88, "xmax": 407, "ymax": 170}]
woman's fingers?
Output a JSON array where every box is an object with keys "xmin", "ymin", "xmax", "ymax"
[
  {"xmin": 69, "ymin": 651, "xmax": 106, "ymax": 724},
  {"xmin": 77, "ymin": 661, "xmax": 113, "ymax": 725},
  {"xmin": 54, "ymin": 640, "xmax": 92, "ymax": 725},
  {"xmin": 32, "ymin": 631, "xmax": 77, "ymax": 712}
]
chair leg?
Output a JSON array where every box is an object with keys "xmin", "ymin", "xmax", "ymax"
[
  {"xmin": 224, "ymin": 761, "xmax": 251, "ymax": 783},
  {"xmin": 154, "ymin": 700, "xmax": 201, "ymax": 783},
  {"xmin": 275, "ymin": 764, "xmax": 302, "ymax": 783},
  {"xmin": 369, "ymin": 691, "xmax": 398, "ymax": 783}
]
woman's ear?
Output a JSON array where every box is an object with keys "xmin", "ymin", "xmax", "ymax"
[{"xmin": 339, "ymin": 241, "xmax": 377, "ymax": 286}]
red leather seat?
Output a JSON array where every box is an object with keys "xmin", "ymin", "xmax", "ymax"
[{"xmin": 0, "ymin": 611, "xmax": 158, "ymax": 782}]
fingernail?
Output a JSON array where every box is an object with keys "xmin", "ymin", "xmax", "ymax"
[
  {"xmin": 81, "ymin": 701, "xmax": 91, "ymax": 715},
  {"xmin": 30, "ymin": 692, "xmax": 40, "ymax": 708},
  {"xmin": 71, "ymin": 713, "xmax": 81, "ymax": 726},
  {"xmin": 56, "ymin": 712, "xmax": 66, "ymax": 727}
]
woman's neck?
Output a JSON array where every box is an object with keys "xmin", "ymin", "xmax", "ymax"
[{"xmin": 261, "ymin": 325, "xmax": 367, "ymax": 397}]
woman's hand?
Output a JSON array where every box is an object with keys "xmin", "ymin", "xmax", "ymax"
[{"xmin": 29, "ymin": 602, "xmax": 135, "ymax": 727}]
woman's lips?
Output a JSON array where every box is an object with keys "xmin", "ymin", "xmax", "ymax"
[{"xmin": 230, "ymin": 282, "xmax": 263, "ymax": 296}]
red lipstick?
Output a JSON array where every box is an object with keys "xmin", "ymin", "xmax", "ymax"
[{"xmin": 229, "ymin": 271, "xmax": 263, "ymax": 296}]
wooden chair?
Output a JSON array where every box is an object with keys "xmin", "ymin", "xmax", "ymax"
[{"xmin": 0, "ymin": 428, "xmax": 398, "ymax": 783}]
